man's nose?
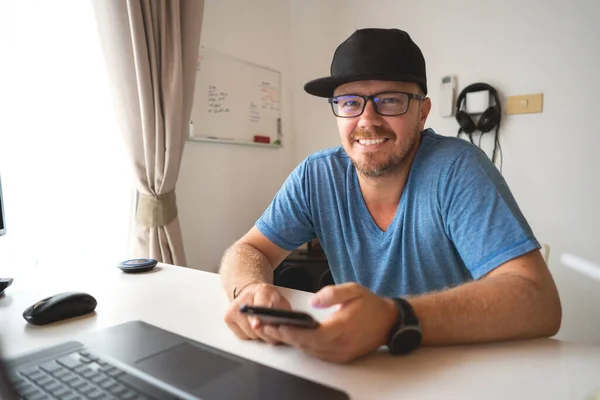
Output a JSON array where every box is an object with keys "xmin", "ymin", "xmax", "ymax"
[{"xmin": 358, "ymin": 99, "xmax": 383, "ymax": 129}]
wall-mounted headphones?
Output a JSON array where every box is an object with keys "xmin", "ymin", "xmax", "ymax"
[{"xmin": 455, "ymin": 82, "xmax": 502, "ymax": 166}]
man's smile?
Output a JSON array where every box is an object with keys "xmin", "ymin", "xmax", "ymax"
[{"xmin": 355, "ymin": 137, "xmax": 390, "ymax": 149}]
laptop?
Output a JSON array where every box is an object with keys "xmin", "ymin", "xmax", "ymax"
[{"xmin": 1, "ymin": 320, "xmax": 349, "ymax": 400}]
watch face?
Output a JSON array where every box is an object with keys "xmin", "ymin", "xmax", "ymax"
[{"xmin": 390, "ymin": 326, "xmax": 422, "ymax": 355}]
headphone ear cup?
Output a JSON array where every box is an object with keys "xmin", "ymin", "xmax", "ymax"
[
  {"xmin": 477, "ymin": 106, "xmax": 501, "ymax": 133},
  {"xmin": 455, "ymin": 110, "xmax": 476, "ymax": 134}
]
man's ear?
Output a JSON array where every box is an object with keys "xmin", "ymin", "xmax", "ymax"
[{"xmin": 418, "ymin": 97, "xmax": 432, "ymax": 131}]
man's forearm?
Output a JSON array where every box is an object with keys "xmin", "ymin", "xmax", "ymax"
[
  {"xmin": 219, "ymin": 242, "xmax": 274, "ymax": 301},
  {"xmin": 409, "ymin": 273, "xmax": 562, "ymax": 345}
]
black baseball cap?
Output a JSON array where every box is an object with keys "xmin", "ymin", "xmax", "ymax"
[{"xmin": 304, "ymin": 28, "xmax": 427, "ymax": 98}]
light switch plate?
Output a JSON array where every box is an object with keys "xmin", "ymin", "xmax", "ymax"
[{"xmin": 506, "ymin": 93, "xmax": 543, "ymax": 114}]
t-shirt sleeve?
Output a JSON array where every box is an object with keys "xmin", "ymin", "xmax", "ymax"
[
  {"xmin": 255, "ymin": 160, "xmax": 315, "ymax": 250},
  {"xmin": 441, "ymin": 147, "xmax": 540, "ymax": 279}
]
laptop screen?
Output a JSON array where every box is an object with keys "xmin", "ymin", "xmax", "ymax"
[{"xmin": 0, "ymin": 174, "xmax": 5, "ymax": 236}]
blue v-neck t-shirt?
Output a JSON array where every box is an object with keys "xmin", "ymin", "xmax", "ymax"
[{"xmin": 256, "ymin": 129, "xmax": 540, "ymax": 297}]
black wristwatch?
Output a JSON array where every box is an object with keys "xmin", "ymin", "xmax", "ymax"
[{"xmin": 387, "ymin": 297, "xmax": 422, "ymax": 355}]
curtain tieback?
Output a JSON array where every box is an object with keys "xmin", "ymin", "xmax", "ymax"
[{"xmin": 136, "ymin": 190, "xmax": 178, "ymax": 228}]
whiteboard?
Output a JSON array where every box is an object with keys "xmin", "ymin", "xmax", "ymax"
[{"xmin": 189, "ymin": 47, "xmax": 281, "ymax": 145}]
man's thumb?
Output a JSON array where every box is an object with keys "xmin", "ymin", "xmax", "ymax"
[{"xmin": 310, "ymin": 283, "xmax": 364, "ymax": 308}]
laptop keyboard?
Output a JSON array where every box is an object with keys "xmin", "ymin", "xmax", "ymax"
[{"xmin": 9, "ymin": 350, "xmax": 162, "ymax": 400}]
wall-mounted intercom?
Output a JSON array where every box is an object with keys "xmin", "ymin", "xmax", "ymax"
[{"xmin": 440, "ymin": 75, "xmax": 456, "ymax": 117}]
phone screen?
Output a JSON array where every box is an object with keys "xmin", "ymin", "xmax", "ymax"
[{"xmin": 240, "ymin": 305, "xmax": 319, "ymax": 329}]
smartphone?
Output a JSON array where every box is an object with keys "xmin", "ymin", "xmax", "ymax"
[{"xmin": 239, "ymin": 304, "xmax": 320, "ymax": 329}]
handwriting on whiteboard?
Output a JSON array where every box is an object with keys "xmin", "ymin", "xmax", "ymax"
[
  {"xmin": 249, "ymin": 102, "xmax": 261, "ymax": 123},
  {"xmin": 207, "ymin": 85, "xmax": 230, "ymax": 113},
  {"xmin": 259, "ymin": 81, "xmax": 280, "ymax": 112}
]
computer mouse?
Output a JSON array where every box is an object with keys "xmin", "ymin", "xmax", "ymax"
[
  {"xmin": 0, "ymin": 278, "xmax": 13, "ymax": 296},
  {"xmin": 23, "ymin": 291, "xmax": 97, "ymax": 326}
]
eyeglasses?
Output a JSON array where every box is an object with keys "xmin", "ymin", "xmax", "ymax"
[{"xmin": 328, "ymin": 91, "xmax": 425, "ymax": 118}]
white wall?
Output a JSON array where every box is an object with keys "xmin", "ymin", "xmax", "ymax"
[
  {"xmin": 178, "ymin": 0, "xmax": 294, "ymax": 272},
  {"xmin": 288, "ymin": 0, "xmax": 600, "ymax": 345},
  {"xmin": 288, "ymin": 2, "xmax": 353, "ymax": 159}
]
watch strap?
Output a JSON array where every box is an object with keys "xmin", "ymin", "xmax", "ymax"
[
  {"xmin": 387, "ymin": 297, "xmax": 421, "ymax": 352},
  {"xmin": 394, "ymin": 297, "xmax": 419, "ymax": 326},
  {"xmin": 388, "ymin": 298, "xmax": 419, "ymax": 335}
]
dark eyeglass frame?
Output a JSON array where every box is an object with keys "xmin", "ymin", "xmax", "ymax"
[{"xmin": 328, "ymin": 91, "xmax": 426, "ymax": 118}]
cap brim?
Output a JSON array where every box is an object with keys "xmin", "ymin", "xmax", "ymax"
[{"xmin": 304, "ymin": 72, "xmax": 427, "ymax": 98}]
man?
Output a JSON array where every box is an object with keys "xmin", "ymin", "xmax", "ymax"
[{"xmin": 219, "ymin": 28, "xmax": 561, "ymax": 363}]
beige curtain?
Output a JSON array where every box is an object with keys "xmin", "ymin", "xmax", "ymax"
[{"xmin": 92, "ymin": 0, "xmax": 204, "ymax": 266}]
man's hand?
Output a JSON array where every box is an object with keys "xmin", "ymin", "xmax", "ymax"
[
  {"xmin": 260, "ymin": 283, "xmax": 399, "ymax": 364},
  {"xmin": 224, "ymin": 282, "xmax": 292, "ymax": 344}
]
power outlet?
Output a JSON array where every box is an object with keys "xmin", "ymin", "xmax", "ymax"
[{"xmin": 506, "ymin": 93, "xmax": 543, "ymax": 114}]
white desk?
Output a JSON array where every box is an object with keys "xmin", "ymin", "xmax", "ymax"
[{"xmin": 1, "ymin": 261, "xmax": 599, "ymax": 400}]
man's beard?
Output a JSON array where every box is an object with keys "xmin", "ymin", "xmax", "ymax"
[{"xmin": 349, "ymin": 125, "xmax": 420, "ymax": 178}]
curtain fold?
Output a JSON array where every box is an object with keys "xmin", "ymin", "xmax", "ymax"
[{"xmin": 92, "ymin": 0, "xmax": 204, "ymax": 266}]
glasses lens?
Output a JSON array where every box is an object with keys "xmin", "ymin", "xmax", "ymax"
[
  {"xmin": 373, "ymin": 93, "xmax": 410, "ymax": 116},
  {"xmin": 331, "ymin": 95, "xmax": 364, "ymax": 117}
]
